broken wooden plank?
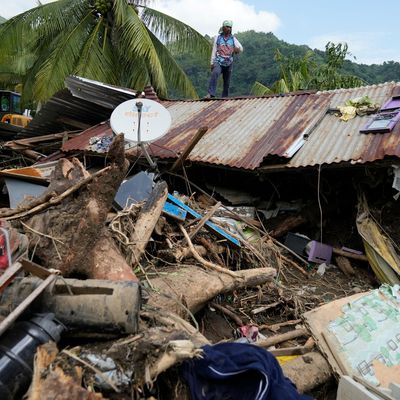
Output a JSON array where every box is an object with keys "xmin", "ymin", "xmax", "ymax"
[
  {"xmin": 251, "ymin": 301, "xmax": 281, "ymax": 315},
  {"xmin": 169, "ymin": 127, "xmax": 208, "ymax": 173},
  {"xmin": 189, "ymin": 201, "xmax": 221, "ymax": 240},
  {"xmin": 257, "ymin": 328, "xmax": 309, "ymax": 348},
  {"xmin": 333, "ymin": 247, "xmax": 368, "ymax": 262},
  {"xmin": 0, "ymin": 262, "xmax": 23, "ymax": 289},
  {"xmin": 21, "ymin": 258, "xmax": 55, "ymax": 280},
  {"xmin": 270, "ymin": 345, "xmax": 313, "ymax": 357},
  {"xmin": 259, "ymin": 319, "xmax": 302, "ymax": 333},
  {"xmin": 130, "ymin": 181, "xmax": 168, "ymax": 264},
  {"xmin": 167, "ymin": 193, "xmax": 240, "ymax": 247}
]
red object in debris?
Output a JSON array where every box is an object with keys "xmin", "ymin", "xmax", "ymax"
[
  {"xmin": 0, "ymin": 233, "xmax": 9, "ymax": 270},
  {"xmin": 239, "ymin": 325, "xmax": 259, "ymax": 343}
]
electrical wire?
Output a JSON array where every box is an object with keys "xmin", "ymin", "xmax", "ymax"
[{"xmin": 317, "ymin": 164, "xmax": 323, "ymax": 243}]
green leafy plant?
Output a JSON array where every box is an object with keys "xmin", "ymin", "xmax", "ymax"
[{"xmin": 253, "ymin": 42, "xmax": 365, "ymax": 95}]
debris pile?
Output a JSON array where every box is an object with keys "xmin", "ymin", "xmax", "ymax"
[{"xmin": 1, "ymin": 77, "xmax": 400, "ymax": 399}]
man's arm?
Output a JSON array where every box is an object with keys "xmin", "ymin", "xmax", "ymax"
[
  {"xmin": 210, "ymin": 37, "xmax": 218, "ymax": 67},
  {"xmin": 233, "ymin": 37, "xmax": 243, "ymax": 54}
]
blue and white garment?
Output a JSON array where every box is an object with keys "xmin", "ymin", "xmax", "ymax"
[
  {"xmin": 181, "ymin": 342, "xmax": 312, "ymax": 400},
  {"xmin": 211, "ymin": 34, "xmax": 243, "ymax": 67}
]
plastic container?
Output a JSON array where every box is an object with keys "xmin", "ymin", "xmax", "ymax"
[{"xmin": 0, "ymin": 313, "xmax": 64, "ymax": 400}]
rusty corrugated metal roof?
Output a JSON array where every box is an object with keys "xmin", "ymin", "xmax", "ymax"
[
  {"xmin": 287, "ymin": 82, "xmax": 400, "ymax": 168},
  {"xmin": 60, "ymin": 80, "xmax": 400, "ymax": 170},
  {"xmin": 19, "ymin": 76, "xmax": 137, "ymax": 138},
  {"xmin": 150, "ymin": 93, "xmax": 330, "ymax": 169},
  {"xmin": 62, "ymin": 121, "xmax": 112, "ymax": 152}
]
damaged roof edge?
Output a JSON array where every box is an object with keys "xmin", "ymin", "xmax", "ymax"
[{"xmin": 53, "ymin": 79, "xmax": 400, "ymax": 171}]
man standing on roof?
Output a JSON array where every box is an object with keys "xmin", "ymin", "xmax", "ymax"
[{"xmin": 206, "ymin": 20, "xmax": 243, "ymax": 98}]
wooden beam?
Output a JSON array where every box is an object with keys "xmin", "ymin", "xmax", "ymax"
[
  {"xmin": 189, "ymin": 201, "xmax": 221, "ymax": 240},
  {"xmin": 257, "ymin": 328, "xmax": 309, "ymax": 348},
  {"xmin": 333, "ymin": 247, "xmax": 368, "ymax": 262},
  {"xmin": 170, "ymin": 127, "xmax": 208, "ymax": 172},
  {"xmin": 4, "ymin": 131, "xmax": 80, "ymax": 149},
  {"xmin": 130, "ymin": 181, "xmax": 168, "ymax": 264}
]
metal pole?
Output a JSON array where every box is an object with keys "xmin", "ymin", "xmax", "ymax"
[{"xmin": 135, "ymin": 101, "xmax": 157, "ymax": 170}]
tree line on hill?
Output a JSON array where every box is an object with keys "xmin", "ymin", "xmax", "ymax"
[{"xmin": 174, "ymin": 30, "xmax": 400, "ymax": 98}]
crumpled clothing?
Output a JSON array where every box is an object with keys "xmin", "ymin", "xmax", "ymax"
[{"xmin": 181, "ymin": 342, "xmax": 312, "ymax": 400}]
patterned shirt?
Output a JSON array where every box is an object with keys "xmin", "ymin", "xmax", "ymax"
[{"xmin": 211, "ymin": 34, "xmax": 243, "ymax": 67}]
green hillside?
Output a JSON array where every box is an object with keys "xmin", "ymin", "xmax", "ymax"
[
  {"xmin": 0, "ymin": 16, "xmax": 6, "ymax": 24},
  {"xmin": 174, "ymin": 30, "xmax": 400, "ymax": 98}
]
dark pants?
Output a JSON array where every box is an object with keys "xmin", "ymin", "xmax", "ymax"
[{"xmin": 208, "ymin": 62, "xmax": 233, "ymax": 97}]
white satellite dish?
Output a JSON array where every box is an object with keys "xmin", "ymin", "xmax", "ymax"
[{"xmin": 110, "ymin": 98, "xmax": 171, "ymax": 143}]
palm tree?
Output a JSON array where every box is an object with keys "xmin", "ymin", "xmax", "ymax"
[{"xmin": 0, "ymin": 0, "xmax": 210, "ymax": 102}]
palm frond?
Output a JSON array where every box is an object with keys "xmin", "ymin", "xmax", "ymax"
[
  {"xmin": 147, "ymin": 29, "xmax": 198, "ymax": 98},
  {"xmin": 34, "ymin": 11, "xmax": 93, "ymax": 100},
  {"xmin": 0, "ymin": 0, "xmax": 87, "ymax": 56},
  {"xmin": 116, "ymin": 53, "xmax": 151, "ymax": 90},
  {"xmin": 113, "ymin": 0, "xmax": 166, "ymax": 95},
  {"xmin": 272, "ymin": 78, "xmax": 290, "ymax": 94},
  {"xmin": 140, "ymin": 6, "xmax": 210, "ymax": 57},
  {"xmin": 251, "ymin": 81, "xmax": 273, "ymax": 96},
  {"xmin": 75, "ymin": 18, "xmax": 118, "ymax": 85}
]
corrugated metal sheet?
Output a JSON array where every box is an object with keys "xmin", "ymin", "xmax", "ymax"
[
  {"xmin": 66, "ymin": 76, "xmax": 138, "ymax": 109},
  {"xmin": 62, "ymin": 121, "xmax": 112, "ymax": 152},
  {"xmin": 288, "ymin": 82, "xmax": 400, "ymax": 167},
  {"xmin": 59, "ymin": 79, "xmax": 400, "ymax": 170},
  {"xmin": 19, "ymin": 76, "xmax": 137, "ymax": 138},
  {"xmin": 150, "ymin": 94, "xmax": 330, "ymax": 169}
]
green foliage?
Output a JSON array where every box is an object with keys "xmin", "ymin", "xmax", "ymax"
[
  {"xmin": 176, "ymin": 31, "xmax": 400, "ymax": 97},
  {"xmin": 252, "ymin": 42, "xmax": 365, "ymax": 95},
  {"xmin": 308, "ymin": 42, "xmax": 365, "ymax": 90},
  {"xmin": 0, "ymin": 0, "xmax": 211, "ymax": 102}
]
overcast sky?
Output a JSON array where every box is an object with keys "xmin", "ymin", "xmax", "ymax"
[{"xmin": 3, "ymin": 0, "xmax": 400, "ymax": 65}]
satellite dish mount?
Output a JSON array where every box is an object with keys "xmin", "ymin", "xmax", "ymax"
[
  {"xmin": 135, "ymin": 101, "xmax": 157, "ymax": 170},
  {"xmin": 110, "ymin": 98, "xmax": 172, "ymax": 171}
]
